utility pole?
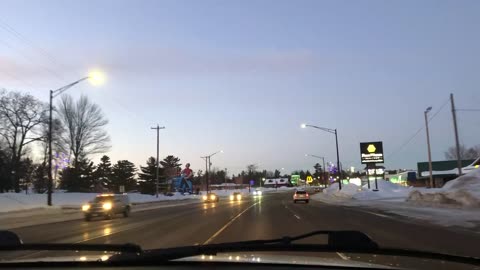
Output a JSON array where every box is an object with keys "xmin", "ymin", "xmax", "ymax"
[
  {"xmin": 450, "ymin": 93, "xmax": 462, "ymax": 176},
  {"xmin": 151, "ymin": 125, "xmax": 165, "ymax": 198},
  {"xmin": 334, "ymin": 129, "xmax": 342, "ymax": 190},
  {"xmin": 424, "ymin": 107, "xmax": 434, "ymax": 188}
]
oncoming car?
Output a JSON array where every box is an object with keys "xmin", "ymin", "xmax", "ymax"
[
  {"xmin": 252, "ymin": 189, "xmax": 262, "ymax": 196},
  {"xmin": 293, "ymin": 190, "xmax": 309, "ymax": 203},
  {"xmin": 229, "ymin": 192, "xmax": 242, "ymax": 201},
  {"xmin": 203, "ymin": 192, "xmax": 219, "ymax": 203},
  {"xmin": 82, "ymin": 194, "xmax": 131, "ymax": 221}
]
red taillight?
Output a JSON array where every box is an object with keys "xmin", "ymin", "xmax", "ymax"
[
  {"xmin": 306, "ymin": 193, "xmax": 309, "ymax": 197},
  {"xmin": 294, "ymin": 194, "xmax": 297, "ymax": 198}
]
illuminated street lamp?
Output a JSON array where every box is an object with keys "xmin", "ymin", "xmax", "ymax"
[
  {"xmin": 301, "ymin": 123, "xmax": 342, "ymax": 190},
  {"xmin": 47, "ymin": 70, "xmax": 105, "ymax": 206}
]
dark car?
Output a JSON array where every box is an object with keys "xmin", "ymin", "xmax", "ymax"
[
  {"xmin": 229, "ymin": 192, "xmax": 242, "ymax": 201},
  {"xmin": 82, "ymin": 194, "xmax": 131, "ymax": 221},
  {"xmin": 293, "ymin": 190, "xmax": 309, "ymax": 203},
  {"xmin": 202, "ymin": 192, "xmax": 219, "ymax": 203}
]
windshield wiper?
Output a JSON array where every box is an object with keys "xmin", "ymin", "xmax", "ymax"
[
  {"xmin": 109, "ymin": 230, "xmax": 480, "ymax": 266},
  {"xmin": 0, "ymin": 230, "xmax": 142, "ymax": 253}
]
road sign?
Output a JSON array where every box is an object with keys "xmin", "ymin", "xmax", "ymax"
[
  {"xmin": 119, "ymin": 185, "xmax": 125, "ymax": 193},
  {"xmin": 360, "ymin": 141, "xmax": 384, "ymax": 164},
  {"xmin": 249, "ymin": 180, "xmax": 254, "ymax": 186},
  {"xmin": 306, "ymin": 176, "xmax": 313, "ymax": 183}
]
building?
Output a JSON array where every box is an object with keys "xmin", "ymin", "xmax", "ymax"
[
  {"xmin": 263, "ymin": 178, "xmax": 290, "ymax": 187},
  {"xmin": 416, "ymin": 158, "xmax": 480, "ymax": 187}
]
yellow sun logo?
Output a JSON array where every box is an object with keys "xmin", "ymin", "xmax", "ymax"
[{"xmin": 367, "ymin": 144, "xmax": 376, "ymax": 153}]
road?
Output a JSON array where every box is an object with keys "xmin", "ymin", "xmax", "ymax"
[{"xmin": 5, "ymin": 191, "xmax": 480, "ymax": 266}]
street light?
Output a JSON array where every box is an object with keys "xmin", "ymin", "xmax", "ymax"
[
  {"xmin": 305, "ymin": 154, "xmax": 326, "ymax": 187},
  {"xmin": 424, "ymin": 107, "xmax": 434, "ymax": 188},
  {"xmin": 301, "ymin": 123, "xmax": 342, "ymax": 190},
  {"xmin": 47, "ymin": 70, "xmax": 105, "ymax": 206},
  {"xmin": 201, "ymin": 150, "xmax": 223, "ymax": 193}
]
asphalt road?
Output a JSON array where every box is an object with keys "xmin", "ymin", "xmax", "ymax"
[{"xmin": 4, "ymin": 191, "xmax": 480, "ymax": 267}]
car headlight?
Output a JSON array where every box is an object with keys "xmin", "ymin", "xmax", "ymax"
[
  {"xmin": 257, "ymin": 191, "xmax": 262, "ymax": 196},
  {"xmin": 236, "ymin": 194, "xmax": 242, "ymax": 200},
  {"xmin": 253, "ymin": 191, "xmax": 257, "ymax": 195},
  {"xmin": 210, "ymin": 195, "xmax": 216, "ymax": 200},
  {"xmin": 102, "ymin": 202, "xmax": 112, "ymax": 210},
  {"xmin": 82, "ymin": 204, "xmax": 90, "ymax": 211},
  {"xmin": 230, "ymin": 195, "xmax": 234, "ymax": 201},
  {"xmin": 203, "ymin": 195, "xmax": 208, "ymax": 201}
]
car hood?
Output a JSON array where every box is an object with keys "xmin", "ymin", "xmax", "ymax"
[
  {"xmin": 2, "ymin": 253, "xmax": 398, "ymax": 268},
  {"xmin": 177, "ymin": 253, "xmax": 400, "ymax": 269}
]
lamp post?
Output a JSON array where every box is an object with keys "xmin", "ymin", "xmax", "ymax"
[
  {"xmin": 301, "ymin": 124, "xmax": 342, "ymax": 190},
  {"xmin": 305, "ymin": 154, "xmax": 326, "ymax": 187},
  {"xmin": 47, "ymin": 71, "xmax": 105, "ymax": 206},
  {"xmin": 424, "ymin": 107, "xmax": 434, "ymax": 188},
  {"xmin": 201, "ymin": 150, "xmax": 223, "ymax": 193}
]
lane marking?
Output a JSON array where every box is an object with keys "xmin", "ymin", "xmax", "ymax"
[
  {"xmin": 282, "ymin": 200, "xmax": 302, "ymax": 221},
  {"xmin": 336, "ymin": 252, "xmax": 349, "ymax": 260},
  {"xmin": 203, "ymin": 202, "xmax": 259, "ymax": 244},
  {"xmin": 362, "ymin": 210, "xmax": 390, "ymax": 218}
]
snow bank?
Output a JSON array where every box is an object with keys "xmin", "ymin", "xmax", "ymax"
[
  {"xmin": 323, "ymin": 183, "xmax": 361, "ymax": 198},
  {"xmin": 0, "ymin": 192, "xmax": 201, "ymax": 213},
  {"xmin": 407, "ymin": 168, "xmax": 480, "ymax": 207},
  {"xmin": 353, "ymin": 180, "xmax": 411, "ymax": 201}
]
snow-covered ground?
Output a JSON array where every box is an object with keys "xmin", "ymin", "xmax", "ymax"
[
  {"xmin": 312, "ymin": 168, "xmax": 480, "ymax": 228},
  {"xmin": 0, "ymin": 186, "xmax": 297, "ymax": 213}
]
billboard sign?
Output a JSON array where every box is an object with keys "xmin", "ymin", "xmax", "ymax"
[{"xmin": 360, "ymin": 141, "xmax": 384, "ymax": 164}]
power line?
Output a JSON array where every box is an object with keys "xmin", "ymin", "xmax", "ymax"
[
  {"xmin": 0, "ymin": 20, "xmax": 65, "ymax": 82},
  {"xmin": 456, "ymin": 109, "xmax": 480, "ymax": 112},
  {"xmin": 0, "ymin": 18, "xmax": 67, "ymax": 71},
  {"xmin": 386, "ymin": 97, "xmax": 450, "ymax": 160},
  {"xmin": 0, "ymin": 39, "xmax": 65, "ymax": 82}
]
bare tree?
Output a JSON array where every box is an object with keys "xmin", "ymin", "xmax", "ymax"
[
  {"xmin": 40, "ymin": 118, "xmax": 66, "ymax": 164},
  {"xmin": 444, "ymin": 145, "xmax": 480, "ymax": 160},
  {"xmin": 0, "ymin": 90, "xmax": 47, "ymax": 192},
  {"xmin": 56, "ymin": 94, "xmax": 110, "ymax": 167}
]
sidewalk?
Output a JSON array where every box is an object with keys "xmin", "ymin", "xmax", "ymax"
[{"xmin": 0, "ymin": 199, "xmax": 200, "ymax": 230}]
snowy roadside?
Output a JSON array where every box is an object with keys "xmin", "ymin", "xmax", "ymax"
[
  {"xmin": 311, "ymin": 168, "xmax": 480, "ymax": 230},
  {"xmin": 0, "ymin": 199, "xmax": 201, "ymax": 230}
]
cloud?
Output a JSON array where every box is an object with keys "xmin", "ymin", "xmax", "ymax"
[{"xmin": 91, "ymin": 47, "xmax": 319, "ymax": 75}]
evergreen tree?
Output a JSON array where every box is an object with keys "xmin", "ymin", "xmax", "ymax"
[
  {"xmin": 138, "ymin": 157, "xmax": 164, "ymax": 194},
  {"xmin": 111, "ymin": 160, "xmax": 137, "ymax": 192},
  {"xmin": 94, "ymin": 155, "xmax": 113, "ymax": 191},
  {"xmin": 33, "ymin": 162, "xmax": 48, "ymax": 193},
  {"xmin": 59, "ymin": 159, "xmax": 95, "ymax": 192}
]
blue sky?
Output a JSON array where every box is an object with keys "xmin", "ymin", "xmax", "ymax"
[{"xmin": 1, "ymin": 0, "xmax": 479, "ymax": 174}]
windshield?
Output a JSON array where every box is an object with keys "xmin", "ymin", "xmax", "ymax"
[{"xmin": 0, "ymin": 1, "xmax": 479, "ymax": 269}]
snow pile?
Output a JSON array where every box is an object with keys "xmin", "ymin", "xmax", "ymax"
[
  {"xmin": 323, "ymin": 183, "xmax": 361, "ymax": 198},
  {"xmin": 407, "ymin": 168, "xmax": 480, "ymax": 207},
  {"xmin": 353, "ymin": 180, "xmax": 410, "ymax": 201},
  {"xmin": 0, "ymin": 192, "xmax": 201, "ymax": 213}
]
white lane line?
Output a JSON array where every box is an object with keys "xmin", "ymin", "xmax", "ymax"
[
  {"xmin": 293, "ymin": 214, "xmax": 301, "ymax": 220},
  {"xmin": 203, "ymin": 202, "xmax": 259, "ymax": 244},
  {"xmin": 362, "ymin": 210, "xmax": 390, "ymax": 218},
  {"xmin": 336, "ymin": 252, "xmax": 349, "ymax": 260}
]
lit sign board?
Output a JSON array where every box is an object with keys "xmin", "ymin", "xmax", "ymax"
[
  {"xmin": 290, "ymin": 175, "xmax": 300, "ymax": 185},
  {"xmin": 306, "ymin": 176, "xmax": 313, "ymax": 183},
  {"xmin": 360, "ymin": 141, "xmax": 384, "ymax": 164}
]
